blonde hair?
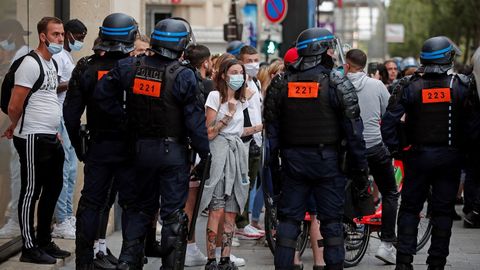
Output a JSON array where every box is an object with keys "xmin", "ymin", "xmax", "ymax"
[
  {"xmin": 258, "ymin": 61, "xmax": 285, "ymax": 96},
  {"xmin": 256, "ymin": 65, "xmax": 270, "ymax": 92}
]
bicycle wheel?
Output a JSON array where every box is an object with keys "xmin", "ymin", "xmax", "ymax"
[
  {"xmin": 416, "ymin": 202, "xmax": 432, "ymax": 251},
  {"xmin": 343, "ymin": 222, "xmax": 370, "ymax": 268},
  {"xmin": 264, "ymin": 204, "xmax": 310, "ymax": 256}
]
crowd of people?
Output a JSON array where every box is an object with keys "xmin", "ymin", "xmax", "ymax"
[{"xmin": 0, "ymin": 12, "xmax": 479, "ymax": 270}]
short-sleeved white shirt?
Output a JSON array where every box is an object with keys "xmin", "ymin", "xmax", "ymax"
[
  {"xmin": 52, "ymin": 49, "xmax": 75, "ymax": 107},
  {"xmin": 205, "ymin": 90, "xmax": 248, "ymax": 138},
  {"xmin": 246, "ymin": 79, "xmax": 263, "ymax": 146},
  {"xmin": 13, "ymin": 52, "xmax": 61, "ymax": 138},
  {"xmin": 12, "ymin": 45, "xmax": 31, "ymax": 63}
]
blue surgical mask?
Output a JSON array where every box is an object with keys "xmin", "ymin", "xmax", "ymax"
[
  {"xmin": 227, "ymin": 74, "xmax": 244, "ymax": 91},
  {"xmin": 0, "ymin": 39, "xmax": 15, "ymax": 51},
  {"xmin": 69, "ymin": 33, "xmax": 84, "ymax": 51},
  {"xmin": 45, "ymin": 38, "xmax": 63, "ymax": 55}
]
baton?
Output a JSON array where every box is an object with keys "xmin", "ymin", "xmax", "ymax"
[{"xmin": 188, "ymin": 153, "xmax": 211, "ymax": 240}]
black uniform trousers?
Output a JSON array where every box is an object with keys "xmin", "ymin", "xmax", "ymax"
[
  {"xmin": 75, "ymin": 139, "xmax": 135, "ymax": 265},
  {"xmin": 275, "ymin": 146, "xmax": 346, "ymax": 270},
  {"xmin": 397, "ymin": 146, "xmax": 462, "ymax": 267}
]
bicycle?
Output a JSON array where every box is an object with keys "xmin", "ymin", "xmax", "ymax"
[{"xmin": 343, "ymin": 160, "xmax": 433, "ymax": 268}]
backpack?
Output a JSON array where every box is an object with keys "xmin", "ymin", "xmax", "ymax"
[{"xmin": 1, "ymin": 50, "xmax": 58, "ymax": 133}]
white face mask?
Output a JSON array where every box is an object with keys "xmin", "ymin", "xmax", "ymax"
[
  {"xmin": 244, "ymin": 62, "xmax": 260, "ymax": 77},
  {"xmin": 69, "ymin": 33, "xmax": 84, "ymax": 51},
  {"xmin": 0, "ymin": 34, "xmax": 15, "ymax": 51}
]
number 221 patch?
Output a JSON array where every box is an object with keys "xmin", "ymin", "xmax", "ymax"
[
  {"xmin": 133, "ymin": 78, "xmax": 161, "ymax": 98},
  {"xmin": 287, "ymin": 82, "xmax": 319, "ymax": 98},
  {"xmin": 421, "ymin": 88, "xmax": 451, "ymax": 103}
]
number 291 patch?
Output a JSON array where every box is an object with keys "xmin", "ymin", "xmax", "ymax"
[
  {"xmin": 421, "ymin": 88, "xmax": 451, "ymax": 103},
  {"xmin": 133, "ymin": 78, "xmax": 161, "ymax": 97},
  {"xmin": 287, "ymin": 82, "xmax": 319, "ymax": 98}
]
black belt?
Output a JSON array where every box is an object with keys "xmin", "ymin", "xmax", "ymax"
[{"xmin": 137, "ymin": 136, "xmax": 183, "ymax": 144}]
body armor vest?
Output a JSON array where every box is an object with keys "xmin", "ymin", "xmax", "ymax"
[
  {"xmin": 280, "ymin": 68, "xmax": 340, "ymax": 146},
  {"xmin": 127, "ymin": 57, "xmax": 186, "ymax": 139},
  {"xmin": 86, "ymin": 56, "xmax": 123, "ymax": 134},
  {"xmin": 406, "ymin": 74, "xmax": 460, "ymax": 146}
]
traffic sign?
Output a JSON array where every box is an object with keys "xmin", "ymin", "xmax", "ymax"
[{"xmin": 263, "ymin": 0, "xmax": 288, "ymax": 24}]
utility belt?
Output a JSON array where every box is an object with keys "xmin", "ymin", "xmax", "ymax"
[
  {"xmin": 90, "ymin": 129, "xmax": 127, "ymax": 142},
  {"xmin": 136, "ymin": 136, "xmax": 184, "ymax": 144},
  {"xmin": 408, "ymin": 143, "xmax": 459, "ymax": 151},
  {"xmin": 282, "ymin": 142, "xmax": 339, "ymax": 151}
]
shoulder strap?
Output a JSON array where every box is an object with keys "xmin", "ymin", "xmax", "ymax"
[
  {"xmin": 252, "ymin": 77, "xmax": 261, "ymax": 91},
  {"xmin": 164, "ymin": 60, "xmax": 187, "ymax": 99},
  {"xmin": 18, "ymin": 51, "xmax": 45, "ymax": 134},
  {"xmin": 27, "ymin": 51, "xmax": 45, "ymax": 93}
]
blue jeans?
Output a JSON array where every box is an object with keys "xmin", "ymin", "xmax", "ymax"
[
  {"xmin": 251, "ymin": 181, "xmax": 264, "ymax": 222},
  {"xmin": 55, "ymin": 117, "xmax": 78, "ymax": 223}
]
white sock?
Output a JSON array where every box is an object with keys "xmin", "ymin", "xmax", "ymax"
[
  {"xmin": 215, "ymin": 247, "xmax": 221, "ymax": 256},
  {"xmin": 93, "ymin": 240, "xmax": 99, "ymax": 257},
  {"xmin": 187, "ymin": 243, "xmax": 197, "ymax": 253},
  {"xmin": 99, "ymin": 239, "xmax": 107, "ymax": 254}
]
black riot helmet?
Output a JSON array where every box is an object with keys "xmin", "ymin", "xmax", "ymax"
[
  {"xmin": 94, "ymin": 13, "xmax": 138, "ymax": 54},
  {"xmin": 226, "ymin": 40, "xmax": 245, "ymax": 56},
  {"xmin": 296, "ymin": 28, "xmax": 335, "ymax": 57},
  {"xmin": 420, "ymin": 36, "xmax": 461, "ymax": 66},
  {"xmin": 150, "ymin": 18, "xmax": 191, "ymax": 59}
]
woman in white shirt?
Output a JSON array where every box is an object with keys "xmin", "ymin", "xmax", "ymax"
[{"xmin": 201, "ymin": 59, "xmax": 262, "ymax": 270}]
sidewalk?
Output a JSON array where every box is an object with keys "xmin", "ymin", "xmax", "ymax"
[{"xmin": 2, "ymin": 206, "xmax": 479, "ymax": 270}]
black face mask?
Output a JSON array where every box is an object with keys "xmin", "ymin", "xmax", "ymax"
[{"xmin": 321, "ymin": 54, "xmax": 335, "ymax": 70}]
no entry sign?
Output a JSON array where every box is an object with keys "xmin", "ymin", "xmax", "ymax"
[{"xmin": 264, "ymin": 0, "xmax": 288, "ymax": 24}]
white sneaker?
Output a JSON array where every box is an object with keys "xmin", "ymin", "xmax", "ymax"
[
  {"xmin": 51, "ymin": 220, "xmax": 76, "ymax": 239},
  {"xmin": 236, "ymin": 224, "xmax": 264, "ymax": 240},
  {"xmin": 230, "ymin": 254, "xmax": 246, "ymax": 267},
  {"xmin": 232, "ymin": 236, "xmax": 240, "ymax": 247},
  {"xmin": 184, "ymin": 245, "xmax": 207, "ymax": 266},
  {"xmin": 67, "ymin": 216, "xmax": 76, "ymax": 229},
  {"xmin": 0, "ymin": 219, "xmax": 20, "ymax": 238},
  {"xmin": 375, "ymin": 241, "xmax": 396, "ymax": 265},
  {"xmin": 215, "ymin": 250, "xmax": 246, "ymax": 267}
]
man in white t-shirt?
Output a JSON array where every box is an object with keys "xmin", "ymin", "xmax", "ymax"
[
  {"xmin": 0, "ymin": 19, "xmax": 31, "ymax": 239},
  {"xmin": 2, "ymin": 16, "xmax": 70, "ymax": 264},
  {"xmin": 51, "ymin": 19, "xmax": 87, "ymax": 241},
  {"xmin": 236, "ymin": 45, "xmax": 265, "ymax": 240}
]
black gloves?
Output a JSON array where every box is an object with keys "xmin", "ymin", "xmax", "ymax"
[
  {"xmin": 191, "ymin": 154, "xmax": 211, "ymax": 180},
  {"xmin": 352, "ymin": 168, "xmax": 370, "ymax": 198}
]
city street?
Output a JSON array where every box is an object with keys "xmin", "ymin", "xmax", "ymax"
[{"xmin": 59, "ymin": 206, "xmax": 480, "ymax": 270}]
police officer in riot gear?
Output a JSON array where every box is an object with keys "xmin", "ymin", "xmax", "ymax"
[
  {"xmin": 94, "ymin": 18, "xmax": 210, "ymax": 270},
  {"xmin": 63, "ymin": 13, "xmax": 138, "ymax": 270},
  {"xmin": 264, "ymin": 28, "xmax": 369, "ymax": 270},
  {"xmin": 381, "ymin": 36, "xmax": 471, "ymax": 270}
]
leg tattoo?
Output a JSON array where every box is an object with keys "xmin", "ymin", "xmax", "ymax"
[
  {"xmin": 221, "ymin": 220, "xmax": 235, "ymax": 257},
  {"xmin": 207, "ymin": 227, "xmax": 217, "ymax": 259}
]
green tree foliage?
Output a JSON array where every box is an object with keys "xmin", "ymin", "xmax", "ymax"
[{"xmin": 388, "ymin": 0, "xmax": 480, "ymax": 63}]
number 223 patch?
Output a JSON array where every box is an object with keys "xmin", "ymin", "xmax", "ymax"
[
  {"xmin": 421, "ymin": 88, "xmax": 451, "ymax": 103},
  {"xmin": 133, "ymin": 78, "xmax": 161, "ymax": 98},
  {"xmin": 287, "ymin": 82, "xmax": 319, "ymax": 98}
]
